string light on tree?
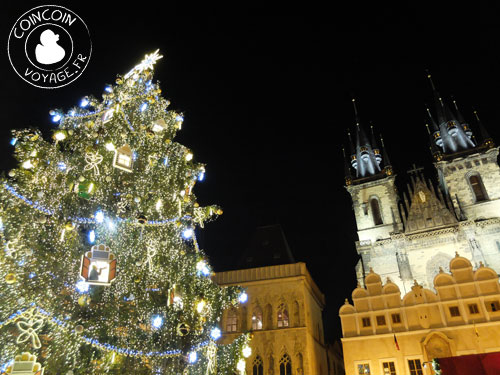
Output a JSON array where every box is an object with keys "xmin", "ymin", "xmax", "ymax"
[{"xmin": 0, "ymin": 50, "xmax": 249, "ymax": 374}]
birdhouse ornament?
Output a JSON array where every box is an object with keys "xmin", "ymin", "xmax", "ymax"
[
  {"xmin": 113, "ymin": 144, "xmax": 134, "ymax": 172},
  {"xmin": 5, "ymin": 352, "xmax": 44, "ymax": 375},
  {"xmin": 80, "ymin": 244, "xmax": 117, "ymax": 286}
]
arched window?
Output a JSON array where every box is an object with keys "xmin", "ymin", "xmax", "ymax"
[
  {"xmin": 469, "ymin": 174, "xmax": 488, "ymax": 202},
  {"xmin": 277, "ymin": 303, "xmax": 289, "ymax": 328},
  {"xmin": 370, "ymin": 198, "xmax": 383, "ymax": 225},
  {"xmin": 253, "ymin": 355, "xmax": 264, "ymax": 375},
  {"xmin": 226, "ymin": 309, "xmax": 238, "ymax": 332},
  {"xmin": 279, "ymin": 354, "xmax": 292, "ymax": 375},
  {"xmin": 252, "ymin": 306, "xmax": 263, "ymax": 330}
]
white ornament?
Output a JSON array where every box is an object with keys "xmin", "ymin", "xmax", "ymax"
[
  {"xmin": 151, "ymin": 118, "xmax": 167, "ymax": 132},
  {"xmin": 145, "ymin": 241, "xmax": 157, "ymax": 272},
  {"xmin": 80, "ymin": 244, "xmax": 117, "ymax": 286},
  {"xmin": 205, "ymin": 341, "xmax": 217, "ymax": 375},
  {"xmin": 16, "ymin": 309, "xmax": 45, "ymax": 349},
  {"xmin": 6, "ymin": 352, "xmax": 44, "ymax": 375},
  {"xmin": 101, "ymin": 108, "xmax": 115, "ymax": 124},
  {"xmin": 113, "ymin": 145, "xmax": 134, "ymax": 173},
  {"xmin": 194, "ymin": 207, "xmax": 205, "ymax": 228},
  {"xmin": 84, "ymin": 152, "xmax": 103, "ymax": 176},
  {"xmin": 117, "ymin": 198, "xmax": 127, "ymax": 214}
]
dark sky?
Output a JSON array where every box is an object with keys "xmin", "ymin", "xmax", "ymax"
[{"xmin": 2, "ymin": 5, "xmax": 500, "ymax": 341}]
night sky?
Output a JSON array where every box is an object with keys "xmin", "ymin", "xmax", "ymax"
[{"xmin": 2, "ymin": 6, "xmax": 500, "ymax": 342}]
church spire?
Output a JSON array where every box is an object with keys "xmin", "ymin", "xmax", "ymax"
[
  {"xmin": 474, "ymin": 110, "xmax": 495, "ymax": 148},
  {"xmin": 350, "ymin": 99, "xmax": 383, "ymax": 179},
  {"xmin": 380, "ymin": 135, "xmax": 393, "ymax": 176},
  {"xmin": 426, "ymin": 73, "xmax": 475, "ymax": 154}
]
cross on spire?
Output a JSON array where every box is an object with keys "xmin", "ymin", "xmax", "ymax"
[{"xmin": 407, "ymin": 164, "xmax": 424, "ymax": 176}]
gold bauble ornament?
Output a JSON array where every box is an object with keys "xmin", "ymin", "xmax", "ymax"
[
  {"xmin": 75, "ymin": 325, "xmax": 84, "ymax": 334},
  {"xmin": 37, "ymin": 216, "xmax": 47, "ymax": 224},
  {"xmin": 116, "ymin": 77, "xmax": 123, "ymax": 85},
  {"xmin": 137, "ymin": 215, "xmax": 147, "ymax": 225},
  {"xmin": 5, "ymin": 273, "xmax": 16, "ymax": 284},
  {"xmin": 134, "ymin": 276, "xmax": 141, "ymax": 283},
  {"xmin": 216, "ymin": 209, "xmax": 223, "ymax": 215},
  {"xmin": 177, "ymin": 322, "xmax": 190, "ymax": 336},
  {"xmin": 78, "ymin": 295, "xmax": 89, "ymax": 307},
  {"xmin": 8, "ymin": 170, "xmax": 16, "ymax": 177},
  {"xmin": 65, "ymin": 221, "xmax": 76, "ymax": 231}
]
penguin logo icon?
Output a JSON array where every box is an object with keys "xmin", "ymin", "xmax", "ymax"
[{"xmin": 35, "ymin": 29, "xmax": 66, "ymax": 65}]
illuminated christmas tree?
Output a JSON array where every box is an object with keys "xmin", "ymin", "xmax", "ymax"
[{"xmin": 0, "ymin": 51, "xmax": 250, "ymax": 375}]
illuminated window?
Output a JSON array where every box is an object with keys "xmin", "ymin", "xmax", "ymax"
[
  {"xmin": 362, "ymin": 317, "xmax": 371, "ymax": 327},
  {"xmin": 468, "ymin": 304, "xmax": 479, "ymax": 314},
  {"xmin": 469, "ymin": 174, "xmax": 487, "ymax": 202},
  {"xmin": 408, "ymin": 359, "xmax": 423, "ymax": 375},
  {"xmin": 382, "ymin": 361, "xmax": 396, "ymax": 375},
  {"xmin": 449, "ymin": 306, "xmax": 460, "ymax": 317},
  {"xmin": 391, "ymin": 314, "xmax": 401, "ymax": 324},
  {"xmin": 357, "ymin": 363, "xmax": 371, "ymax": 374},
  {"xmin": 277, "ymin": 304, "xmax": 289, "ymax": 328},
  {"xmin": 279, "ymin": 354, "xmax": 292, "ymax": 375},
  {"xmin": 376, "ymin": 315, "xmax": 386, "ymax": 326},
  {"xmin": 252, "ymin": 307, "xmax": 263, "ymax": 330},
  {"xmin": 371, "ymin": 198, "xmax": 383, "ymax": 225},
  {"xmin": 253, "ymin": 355, "xmax": 263, "ymax": 375},
  {"xmin": 226, "ymin": 309, "xmax": 238, "ymax": 332}
]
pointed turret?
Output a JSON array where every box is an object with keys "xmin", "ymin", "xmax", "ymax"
[
  {"xmin": 342, "ymin": 146, "xmax": 352, "ymax": 186},
  {"xmin": 426, "ymin": 73, "xmax": 475, "ymax": 155},
  {"xmin": 350, "ymin": 99, "xmax": 383, "ymax": 179},
  {"xmin": 380, "ymin": 135, "xmax": 393, "ymax": 176},
  {"xmin": 473, "ymin": 110, "xmax": 495, "ymax": 149},
  {"xmin": 452, "ymin": 98, "xmax": 473, "ymax": 138}
]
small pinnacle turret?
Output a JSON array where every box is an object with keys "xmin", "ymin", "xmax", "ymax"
[
  {"xmin": 346, "ymin": 99, "xmax": 390, "ymax": 182},
  {"xmin": 426, "ymin": 73, "xmax": 478, "ymax": 159}
]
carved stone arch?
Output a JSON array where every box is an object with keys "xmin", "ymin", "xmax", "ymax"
[
  {"xmin": 422, "ymin": 331, "xmax": 455, "ymax": 362},
  {"xmin": 426, "ymin": 252, "xmax": 453, "ymax": 288}
]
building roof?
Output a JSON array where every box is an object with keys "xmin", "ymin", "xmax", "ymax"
[{"xmin": 234, "ymin": 224, "xmax": 296, "ymax": 270}]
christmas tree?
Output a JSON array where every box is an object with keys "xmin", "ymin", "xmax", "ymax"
[{"xmin": 0, "ymin": 50, "xmax": 250, "ymax": 374}]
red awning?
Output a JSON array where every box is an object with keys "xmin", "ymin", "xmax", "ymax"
[{"xmin": 438, "ymin": 352, "xmax": 500, "ymax": 375}]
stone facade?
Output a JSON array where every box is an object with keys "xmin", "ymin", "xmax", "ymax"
[
  {"xmin": 214, "ymin": 262, "xmax": 336, "ymax": 375},
  {"xmin": 340, "ymin": 255, "xmax": 500, "ymax": 375},
  {"xmin": 346, "ymin": 147, "xmax": 500, "ymax": 295}
]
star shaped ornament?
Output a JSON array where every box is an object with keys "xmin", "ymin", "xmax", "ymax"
[{"xmin": 124, "ymin": 50, "xmax": 163, "ymax": 79}]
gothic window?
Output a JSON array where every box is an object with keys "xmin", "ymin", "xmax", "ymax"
[
  {"xmin": 279, "ymin": 354, "xmax": 292, "ymax": 375},
  {"xmin": 370, "ymin": 198, "xmax": 383, "ymax": 225},
  {"xmin": 469, "ymin": 174, "xmax": 488, "ymax": 202},
  {"xmin": 252, "ymin": 306, "xmax": 263, "ymax": 330},
  {"xmin": 226, "ymin": 309, "xmax": 238, "ymax": 332},
  {"xmin": 277, "ymin": 303, "xmax": 289, "ymax": 328},
  {"xmin": 253, "ymin": 355, "xmax": 264, "ymax": 375}
]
